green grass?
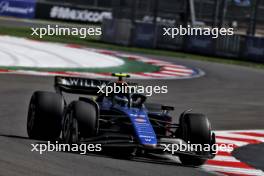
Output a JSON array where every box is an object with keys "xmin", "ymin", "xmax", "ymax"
[{"xmin": 1, "ymin": 26, "xmax": 264, "ymax": 69}]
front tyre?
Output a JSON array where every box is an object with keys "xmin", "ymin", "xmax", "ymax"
[{"xmin": 178, "ymin": 113, "xmax": 213, "ymax": 166}]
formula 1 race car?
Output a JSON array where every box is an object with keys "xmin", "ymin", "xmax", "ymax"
[{"xmin": 27, "ymin": 73, "xmax": 216, "ymax": 166}]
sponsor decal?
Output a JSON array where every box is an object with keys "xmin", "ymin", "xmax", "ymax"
[
  {"xmin": 135, "ymin": 117, "xmax": 147, "ymax": 123},
  {"xmin": 49, "ymin": 6, "xmax": 112, "ymax": 23},
  {"xmin": 35, "ymin": 2, "xmax": 112, "ymax": 23},
  {"xmin": 57, "ymin": 77, "xmax": 108, "ymax": 88},
  {"xmin": 139, "ymin": 135, "xmax": 155, "ymax": 143},
  {"xmin": 139, "ymin": 135, "xmax": 155, "ymax": 139},
  {"xmin": 144, "ymin": 138, "xmax": 152, "ymax": 142},
  {"xmin": 0, "ymin": 0, "xmax": 36, "ymax": 18},
  {"xmin": 142, "ymin": 15, "xmax": 176, "ymax": 25}
]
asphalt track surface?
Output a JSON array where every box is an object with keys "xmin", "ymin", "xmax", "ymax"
[{"xmin": 0, "ymin": 53, "xmax": 264, "ymax": 176}]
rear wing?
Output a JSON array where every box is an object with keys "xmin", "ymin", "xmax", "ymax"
[{"xmin": 54, "ymin": 76, "xmax": 109, "ymax": 95}]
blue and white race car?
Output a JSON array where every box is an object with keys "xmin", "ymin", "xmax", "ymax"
[{"xmin": 27, "ymin": 73, "xmax": 216, "ymax": 166}]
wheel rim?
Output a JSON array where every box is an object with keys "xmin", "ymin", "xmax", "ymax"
[
  {"xmin": 71, "ymin": 118, "xmax": 79, "ymax": 143},
  {"xmin": 62, "ymin": 111, "xmax": 71, "ymax": 143},
  {"xmin": 27, "ymin": 102, "xmax": 36, "ymax": 135},
  {"xmin": 62, "ymin": 110, "xmax": 79, "ymax": 144}
]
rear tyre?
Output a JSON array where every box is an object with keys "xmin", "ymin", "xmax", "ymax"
[
  {"xmin": 27, "ymin": 91, "xmax": 64, "ymax": 140},
  {"xmin": 62, "ymin": 101, "xmax": 98, "ymax": 144},
  {"xmin": 178, "ymin": 113, "xmax": 212, "ymax": 166}
]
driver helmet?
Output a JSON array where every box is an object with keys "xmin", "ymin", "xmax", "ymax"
[{"xmin": 112, "ymin": 81, "xmax": 129, "ymax": 106}]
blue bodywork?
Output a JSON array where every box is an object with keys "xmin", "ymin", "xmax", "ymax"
[{"xmin": 99, "ymin": 97, "xmax": 158, "ymax": 146}]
